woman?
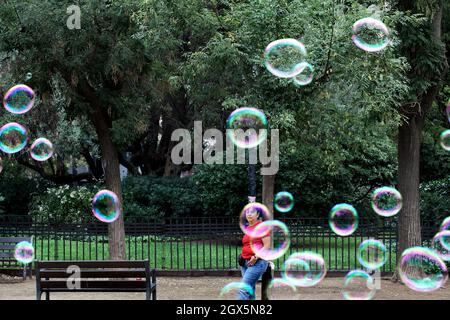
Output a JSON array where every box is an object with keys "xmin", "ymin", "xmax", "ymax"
[{"xmin": 238, "ymin": 208, "xmax": 271, "ymax": 300}]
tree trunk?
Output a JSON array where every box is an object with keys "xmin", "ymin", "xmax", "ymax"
[
  {"xmin": 393, "ymin": 116, "xmax": 424, "ymax": 281},
  {"xmin": 89, "ymin": 101, "xmax": 126, "ymax": 260},
  {"xmin": 92, "ymin": 106, "xmax": 126, "ymax": 260},
  {"xmin": 262, "ymin": 174, "xmax": 275, "ymax": 217},
  {"xmin": 392, "ymin": 0, "xmax": 447, "ymax": 281}
]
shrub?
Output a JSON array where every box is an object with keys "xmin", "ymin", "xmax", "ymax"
[
  {"xmin": 0, "ymin": 158, "xmax": 49, "ymax": 216},
  {"xmin": 29, "ymin": 184, "xmax": 99, "ymax": 224},
  {"xmin": 122, "ymin": 175, "xmax": 202, "ymax": 218},
  {"xmin": 192, "ymin": 163, "xmax": 251, "ymax": 217},
  {"xmin": 420, "ymin": 176, "xmax": 450, "ymax": 224}
]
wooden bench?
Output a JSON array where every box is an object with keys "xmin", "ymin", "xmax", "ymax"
[
  {"xmin": 0, "ymin": 236, "xmax": 33, "ymax": 280},
  {"xmin": 35, "ymin": 260, "xmax": 156, "ymax": 300}
]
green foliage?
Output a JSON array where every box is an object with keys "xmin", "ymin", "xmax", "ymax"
[
  {"xmin": 192, "ymin": 162, "xmax": 251, "ymax": 217},
  {"xmin": 0, "ymin": 158, "xmax": 48, "ymax": 215},
  {"xmin": 276, "ymin": 136, "xmax": 397, "ymax": 218},
  {"xmin": 122, "ymin": 175, "xmax": 202, "ymax": 218},
  {"xmin": 420, "ymin": 176, "xmax": 450, "ymax": 222},
  {"xmin": 0, "ymin": 0, "xmax": 448, "ymax": 224},
  {"xmin": 29, "ymin": 184, "xmax": 99, "ymax": 224}
]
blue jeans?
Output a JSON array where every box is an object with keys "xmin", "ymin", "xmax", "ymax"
[{"xmin": 238, "ymin": 259, "xmax": 269, "ymax": 300}]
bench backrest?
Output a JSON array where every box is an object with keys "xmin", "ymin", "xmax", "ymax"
[
  {"xmin": 0, "ymin": 236, "xmax": 33, "ymax": 261},
  {"xmin": 36, "ymin": 260, "xmax": 152, "ymax": 290}
]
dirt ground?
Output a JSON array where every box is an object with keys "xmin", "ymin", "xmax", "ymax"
[{"xmin": 0, "ymin": 275, "xmax": 448, "ymax": 300}]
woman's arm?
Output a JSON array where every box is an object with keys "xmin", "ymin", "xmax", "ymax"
[{"xmin": 255, "ymin": 235, "xmax": 271, "ymax": 259}]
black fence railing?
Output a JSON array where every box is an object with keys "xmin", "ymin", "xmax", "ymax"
[{"xmin": 0, "ymin": 215, "xmax": 441, "ymax": 273}]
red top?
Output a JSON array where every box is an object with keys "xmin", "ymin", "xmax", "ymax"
[{"xmin": 241, "ymin": 221, "xmax": 266, "ymax": 259}]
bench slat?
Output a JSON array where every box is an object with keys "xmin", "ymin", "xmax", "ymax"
[
  {"xmin": 40, "ymin": 269, "xmax": 147, "ymax": 278},
  {"xmin": 37, "ymin": 260, "xmax": 147, "ymax": 269},
  {"xmin": 0, "ymin": 252, "xmax": 15, "ymax": 258},
  {"xmin": 0, "ymin": 245, "xmax": 17, "ymax": 250},
  {"xmin": 0, "ymin": 237, "xmax": 32, "ymax": 243},
  {"xmin": 39, "ymin": 288, "xmax": 150, "ymax": 293},
  {"xmin": 41, "ymin": 280, "xmax": 147, "ymax": 289}
]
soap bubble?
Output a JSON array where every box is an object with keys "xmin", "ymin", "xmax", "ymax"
[
  {"xmin": 250, "ymin": 220, "xmax": 290, "ymax": 261},
  {"xmin": 292, "ymin": 62, "xmax": 314, "ymax": 86},
  {"xmin": 432, "ymin": 231, "xmax": 450, "ymax": 261},
  {"xmin": 342, "ymin": 270, "xmax": 376, "ymax": 300},
  {"xmin": 440, "ymin": 129, "xmax": 450, "ymax": 151},
  {"xmin": 220, "ymin": 282, "xmax": 254, "ymax": 300},
  {"xmin": 239, "ymin": 202, "xmax": 273, "ymax": 237},
  {"xmin": 352, "ymin": 17, "xmax": 390, "ymax": 53},
  {"xmin": 440, "ymin": 216, "xmax": 450, "ymax": 232},
  {"xmin": 0, "ymin": 122, "xmax": 28, "ymax": 154},
  {"xmin": 398, "ymin": 246, "xmax": 448, "ymax": 292},
  {"xmin": 226, "ymin": 107, "xmax": 268, "ymax": 149},
  {"xmin": 3, "ymin": 84, "xmax": 36, "ymax": 114},
  {"xmin": 282, "ymin": 252, "xmax": 327, "ymax": 287},
  {"xmin": 14, "ymin": 241, "xmax": 34, "ymax": 264},
  {"xmin": 264, "ymin": 39, "xmax": 307, "ymax": 78},
  {"xmin": 30, "ymin": 138, "xmax": 54, "ymax": 161},
  {"xmin": 267, "ymin": 278, "xmax": 298, "ymax": 300},
  {"xmin": 274, "ymin": 191, "xmax": 294, "ymax": 213},
  {"xmin": 371, "ymin": 187, "xmax": 402, "ymax": 217},
  {"xmin": 329, "ymin": 204, "xmax": 358, "ymax": 236},
  {"xmin": 92, "ymin": 190, "xmax": 122, "ymax": 223},
  {"xmin": 357, "ymin": 239, "xmax": 387, "ymax": 270}
]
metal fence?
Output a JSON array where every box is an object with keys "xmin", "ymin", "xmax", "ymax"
[{"xmin": 0, "ymin": 215, "xmax": 441, "ymax": 274}]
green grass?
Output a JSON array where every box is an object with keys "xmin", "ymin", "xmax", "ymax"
[{"xmin": 29, "ymin": 235, "xmax": 398, "ymax": 272}]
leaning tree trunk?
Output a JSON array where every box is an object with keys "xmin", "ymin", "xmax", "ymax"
[{"xmin": 90, "ymin": 102, "xmax": 126, "ymax": 260}]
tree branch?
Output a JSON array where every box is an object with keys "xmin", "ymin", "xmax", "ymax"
[{"xmin": 16, "ymin": 156, "xmax": 95, "ymax": 184}]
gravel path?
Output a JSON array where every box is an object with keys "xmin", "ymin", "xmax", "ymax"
[{"xmin": 0, "ymin": 275, "xmax": 448, "ymax": 300}]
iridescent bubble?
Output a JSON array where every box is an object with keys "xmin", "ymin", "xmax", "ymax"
[
  {"xmin": 274, "ymin": 191, "xmax": 294, "ymax": 213},
  {"xmin": 239, "ymin": 202, "xmax": 273, "ymax": 237},
  {"xmin": 0, "ymin": 157, "xmax": 3, "ymax": 174},
  {"xmin": 14, "ymin": 241, "xmax": 34, "ymax": 264},
  {"xmin": 357, "ymin": 239, "xmax": 387, "ymax": 270},
  {"xmin": 342, "ymin": 270, "xmax": 376, "ymax": 300},
  {"xmin": 282, "ymin": 252, "xmax": 327, "ymax": 287},
  {"xmin": 398, "ymin": 246, "xmax": 448, "ymax": 292},
  {"xmin": 92, "ymin": 190, "xmax": 122, "ymax": 223},
  {"xmin": 432, "ymin": 231, "xmax": 450, "ymax": 261},
  {"xmin": 220, "ymin": 282, "xmax": 254, "ymax": 300},
  {"xmin": 30, "ymin": 138, "xmax": 54, "ymax": 161},
  {"xmin": 0, "ymin": 122, "xmax": 28, "ymax": 154},
  {"xmin": 3, "ymin": 84, "xmax": 36, "ymax": 114},
  {"xmin": 371, "ymin": 187, "xmax": 402, "ymax": 217},
  {"xmin": 440, "ymin": 129, "xmax": 450, "ymax": 151},
  {"xmin": 352, "ymin": 17, "xmax": 390, "ymax": 53},
  {"xmin": 25, "ymin": 73, "xmax": 32, "ymax": 81},
  {"xmin": 226, "ymin": 107, "xmax": 268, "ymax": 149},
  {"xmin": 329, "ymin": 204, "xmax": 358, "ymax": 236},
  {"xmin": 292, "ymin": 62, "xmax": 314, "ymax": 86},
  {"xmin": 440, "ymin": 216, "xmax": 450, "ymax": 232},
  {"xmin": 267, "ymin": 278, "xmax": 298, "ymax": 300},
  {"xmin": 446, "ymin": 103, "xmax": 450, "ymax": 123},
  {"xmin": 264, "ymin": 39, "xmax": 307, "ymax": 78},
  {"xmin": 250, "ymin": 220, "xmax": 290, "ymax": 261}
]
